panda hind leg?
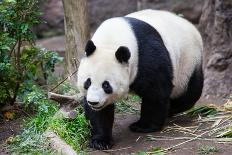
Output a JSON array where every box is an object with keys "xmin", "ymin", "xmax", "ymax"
[
  {"xmin": 169, "ymin": 67, "xmax": 203, "ymax": 116},
  {"xmin": 129, "ymin": 97, "xmax": 169, "ymax": 133}
]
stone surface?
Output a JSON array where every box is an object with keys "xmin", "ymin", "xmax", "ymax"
[
  {"xmin": 35, "ymin": 0, "xmax": 204, "ymax": 37},
  {"xmin": 88, "ymin": 0, "xmax": 137, "ymax": 31},
  {"xmin": 36, "ymin": 36, "xmax": 65, "ymax": 53},
  {"xmin": 199, "ymin": 0, "xmax": 232, "ymax": 99},
  {"xmin": 138, "ymin": 0, "xmax": 204, "ymax": 24},
  {"xmin": 36, "ymin": 0, "xmax": 64, "ymax": 38},
  {"xmin": 45, "ymin": 130, "xmax": 77, "ymax": 155}
]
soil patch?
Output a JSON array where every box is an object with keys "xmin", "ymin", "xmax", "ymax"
[{"xmin": 0, "ymin": 117, "xmax": 23, "ymax": 155}]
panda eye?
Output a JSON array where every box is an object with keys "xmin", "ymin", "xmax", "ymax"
[
  {"xmin": 102, "ymin": 81, "xmax": 113, "ymax": 94},
  {"xmin": 84, "ymin": 78, "xmax": 91, "ymax": 90}
]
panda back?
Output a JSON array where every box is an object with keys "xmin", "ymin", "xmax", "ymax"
[{"xmin": 127, "ymin": 10, "xmax": 203, "ymax": 98}]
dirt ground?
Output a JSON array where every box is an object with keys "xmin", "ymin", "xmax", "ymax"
[
  {"xmin": 89, "ymin": 99, "xmax": 232, "ymax": 155},
  {"xmin": 89, "ymin": 113, "xmax": 232, "ymax": 155},
  {"xmin": 0, "ymin": 99, "xmax": 231, "ymax": 155},
  {"xmin": 0, "ymin": 117, "xmax": 23, "ymax": 155}
]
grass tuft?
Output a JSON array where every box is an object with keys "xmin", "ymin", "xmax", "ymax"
[
  {"xmin": 8, "ymin": 101, "xmax": 58, "ymax": 154},
  {"xmin": 133, "ymin": 147, "xmax": 166, "ymax": 155},
  {"xmin": 7, "ymin": 85, "xmax": 90, "ymax": 154},
  {"xmin": 197, "ymin": 145, "xmax": 219, "ymax": 154},
  {"xmin": 116, "ymin": 94, "xmax": 141, "ymax": 114},
  {"xmin": 185, "ymin": 105, "xmax": 218, "ymax": 117},
  {"xmin": 50, "ymin": 108, "xmax": 90, "ymax": 152}
]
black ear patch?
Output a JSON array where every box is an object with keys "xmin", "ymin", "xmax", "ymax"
[
  {"xmin": 115, "ymin": 46, "xmax": 131, "ymax": 63},
  {"xmin": 85, "ymin": 40, "xmax": 96, "ymax": 57}
]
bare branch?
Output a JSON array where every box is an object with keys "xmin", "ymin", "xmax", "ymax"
[{"xmin": 48, "ymin": 92, "xmax": 83, "ymax": 109}]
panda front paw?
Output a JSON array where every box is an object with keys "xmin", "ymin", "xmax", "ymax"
[
  {"xmin": 89, "ymin": 138, "xmax": 112, "ymax": 150},
  {"xmin": 129, "ymin": 120, "xmax": 162, "ymax": 133}
]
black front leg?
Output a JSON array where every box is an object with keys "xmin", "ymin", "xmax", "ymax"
[
  {"xmin": 82, "ymin": 98, "xmax": 114, "ymax": 150},
  {"xmin": 129, "ymin": 97, "xmax": 169, "ymax": 133}
]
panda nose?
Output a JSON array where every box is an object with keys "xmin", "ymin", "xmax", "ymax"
[{"xmin": 88, "ymin": 101, "xmax": 99, "ymax": 106}]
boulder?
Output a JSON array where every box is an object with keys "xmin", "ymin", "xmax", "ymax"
[{"xmin": 138, "ymin": 0, "xmax": 204, "ymax": 24}]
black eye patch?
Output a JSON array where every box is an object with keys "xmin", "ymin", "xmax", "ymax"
[
  {"xmin": 102, "ymin": 81, "xmax": 113, "ymax": 94},
  {"xmin": 84, "ymin": 78, "xmax": 91, "ymax": 90}
]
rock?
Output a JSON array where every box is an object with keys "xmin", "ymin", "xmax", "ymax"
[
  {"xmin": 44, "ymin": 130, "xmax": 77, "ymax": 155},
  {"xmin": 35, "ymin": 0, "xmax": 64, "ymax": 38},
  {"xmin": 36, "ymin": 36, "xmax": 65, "ymax": 54},
  {"xmin": 88, "ymin": 0, "xmax": 137, "ymax": 31},
  {"xmin": 138, "ymin": 0, "xmax": 204, "ymax": 24},
  {"xmin": 35, "ymin": 0, "xmax": 204, "ymax": 37},
  {"xmin": 199, "ymin": 0, "xmax": 232, "ymax": 99}
]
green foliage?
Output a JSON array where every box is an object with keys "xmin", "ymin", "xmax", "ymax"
[
  {"xmin": 2, "ymin": 1, "xmax": 90, "ymax": 154},
  {"xmin": 8, "ymin": 85, "xmax": 90, "ymax": 154},
  {"xmin": 47, "ymin": 75, "xmax": 79, "ymax": 95},
  {"xmin": 185, "ymin": 105, "xmax": 218, "ymax": 117},
  {"xmin": 134, "ymin": 147, "xmax": 166, "ymax": 155},
  {"xmin": 218, "ymin": 125, "xmax": 232, "ymax": 138},
  {"xmin": 116, "ymin": 94, "xmax": 141, "ymax": 114},
  {"xmin": 8, "ymin": 85, "xmax": 58, "ymax": 154},
  {"xmin": 197, "ymin": 145, "xmax": 219, "ymax": 154},
  {"xmin": 9, "ymin": 129, "xmax": 56, "ymax": 155},
  {"xmin": 0, "ymin": 0, "xmax": 42, "ymax": 41},
  {"xmin": 50, "ymin": 108, "xmax": 90, "ymax": 152},
  {"xmin": 0, "ymin": 0, "xmax": 62, "ymax": 107}
]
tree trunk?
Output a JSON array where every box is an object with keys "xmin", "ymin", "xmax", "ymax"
[
  {"xmin": 199, "ymin": 0, "xmax": 232, "ymax": 99},
  {"xmin": 62, "ymin": 0, "xmax": 90, "ymax": 82}
]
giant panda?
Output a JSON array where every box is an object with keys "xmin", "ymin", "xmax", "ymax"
[{"xmin": 77, "ymin": 10, "xmax": 204, "ymax": 150}]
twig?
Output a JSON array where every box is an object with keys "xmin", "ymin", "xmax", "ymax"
[
  {"xmin": 136, "ymin": 136, "xmax": 141, "ymax": 142},
  {"xmin": 9, "ymin": 41, "xmax": 18, "ymax": 57},
  {"xmin": 48, "ymin": 92, "xmax": 79, "ymax": 104},
  {"xmin": 164, "ymin": 130, "xmax": 210, "ymax": 151},
  {"xmin": 147, "ymin": 135, "xmax": 228, "ymax": 142},
  {"xmin": 49, "ymin": 57, "xmax": 80, "ymax": 92},
  {"xmin": 48, "ymin": 92, "xmax": 82, "ymax": 111},
  {"xmin": 15, "ymin": 107, "xmax": 31, "ymax": 118},
  {"xmin": 102, "ymin": 146, "xmax": 132, "ymax": 152},
  {"xmin": 49, "ymin": 69, "xmax": 78, "ymax": 92}
]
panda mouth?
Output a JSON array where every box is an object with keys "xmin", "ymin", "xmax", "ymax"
[{"xmin": 90, "ymin": 105, "xmax": 105, "ymax": 111}]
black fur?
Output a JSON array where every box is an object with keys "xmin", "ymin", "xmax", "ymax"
[
  {"xmin": 84, "ymin": 78, "xmax": 91, "ymax": 90},
  {"xmin": 85, "ymin": 40, "xmax": 96, "ymax": 57},
  {"xmin": 169, "ymin": 66, "xmax": 203, "ymax": 116},
  {"xmin": 115, "ymin": 46, "xmax": 131, "ymax": 63},
  {"xmin": 102, "ymin": 81, "xmax": 113, "ymax": 94},
  {"xmin": 125, "ymin": 17, "xmax": 173, "ymax": 132},
  {"xmin": 83, "ymin": 97, "xmax": 114, "ymax": 150}
]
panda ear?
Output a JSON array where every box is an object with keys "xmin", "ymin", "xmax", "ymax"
[
  {"xmin": 115, "ymin": 46, "xmax": 131, "ymax": 63},
  {"xmin": 85, "ymin": 40, "xmax": 96, "ymax": 57}
]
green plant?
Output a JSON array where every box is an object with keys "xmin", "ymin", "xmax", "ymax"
[
  {"xmin": 134, "ymin": 147, "xmax": 165, "ymax": 155},
  {"xmin": 50, "ymin": 108, "xmax": 90, "ymax": 152},
  {"xmin": 116, "ymin": 94, "xmax": 141, "ymax": 114},
  {"xmin": 185, "ymin": 105, "xmax": 218, "ymax": 117},
  {"xmin": 197, "ymin": 145, "xmax": 219, "ymax": 154},
  {"xmin": 8, "ymin": 85, "xmax": 90, "ymax": 154},
  {"xmin": 8, "ymin": 85, "xmax": 59, "ymax": 154},
  {"xmin": 218, "ymin": 125, "xmax": 232, "ymax": 138},
  {"xmin": 47, "ymin": 75, "xmax": 79, "ymax": 95},
  {"xmin": 0, "ymin": 0, "xmax": 62, "ymax": 107}
]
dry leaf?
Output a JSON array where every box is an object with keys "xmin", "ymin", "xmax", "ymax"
[
  {"xmin": 3, "ymin": 111, "xmax": 15, "ymax": 120},
  {"xmin": 224, "ymin": 100, "xmax": 232, "ymax": 111}
]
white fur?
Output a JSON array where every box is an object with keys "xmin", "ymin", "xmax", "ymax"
[
  {"xmin": 91, "ymin": 18, "xmax": 139, "ymax": 84},
  {"xmin": 77, "ymin": 10, "xmax": 203, "ymax": 110},
  {"xmin": 127, "ymin": 10, "xmax": 203, "ymax": 98}
]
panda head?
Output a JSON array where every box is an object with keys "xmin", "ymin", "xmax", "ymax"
[{"xmin": 77, "ymin": 40, "xmax": 131, "ymax": 111}]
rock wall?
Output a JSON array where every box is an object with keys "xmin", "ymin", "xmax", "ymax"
[
  {"xmin": 199, "ymin": 0, "xmax": 232, "ymax": 99},
  {"xmin": 35, "ymin": 0, "xmax": 204, "ymax": 38},
  {"xmin": 36, "ymin": 0, "xmax": 64, "ymax": 38},
  {"xmin": 138, "ymin": 0, "xmax": 203, "ymax": 24}
]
